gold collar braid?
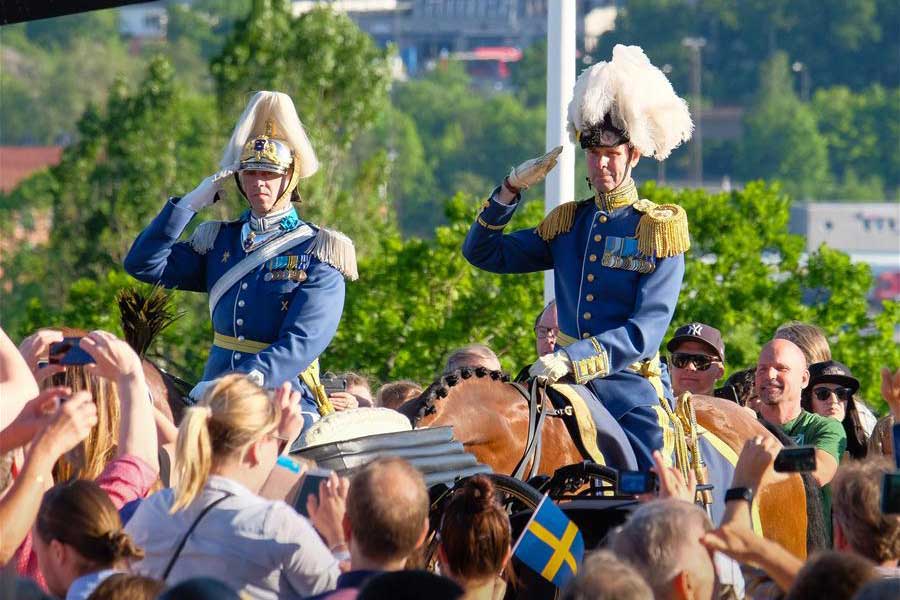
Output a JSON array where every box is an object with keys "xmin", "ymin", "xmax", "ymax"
[{"xmin": 594, "ymin": 178, "xmax": 638, "ymax": 212}]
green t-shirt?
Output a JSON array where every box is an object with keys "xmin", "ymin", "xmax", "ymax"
[
  {"xmin": 781, "ymin": 409, "xmax": 847, "ymax": 542},
  {"xmin": 781, "ymin": 409, "xmax": 847, "ymax": 460}
]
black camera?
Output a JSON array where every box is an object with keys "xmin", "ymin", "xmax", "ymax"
[{"xmin": 320, "ymin": 373, "xmax": 347, "ymax": 396}]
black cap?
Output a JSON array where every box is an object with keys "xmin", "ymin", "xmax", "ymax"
[
  {"xmin": 808, "ymin": 360, "xmax": 859, "ymax": 394},
  {"xmin": 667, "ymin": 322, "xmax": 725, "ymax": 362},
  {"xmin": 579, "ymin": 113, "xmax": 630, "ymax": 149}
]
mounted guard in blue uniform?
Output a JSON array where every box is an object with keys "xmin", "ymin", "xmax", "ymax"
[
  {"xmin": 462, "ymin": 45, "xmax": 694, "ymax": 470},
  {"xmin": 125, "ymin": 91, "xmax": 356, "ymax": 427}
]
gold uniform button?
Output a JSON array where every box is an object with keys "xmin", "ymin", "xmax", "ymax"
[
  {"xmin": 582, "ymin": 332, "xmax": 591, "ymax": 339},
  {"xmin": 589, "ymin": 254, "xmax": 597, "ymax": 262},
  {"xmin": 586, "ymin": 294, "xmax": 595, "ymax": 302},
  {"xmin": 599, "ymin": 215, "xmax": 608, "ymax": 223},
  {"xmin": 583, "ymin": 312, "xmax": 592, "ymax": 320},
  {"xmin": 594, "ymin": 234, "xmax": 602, "ymax": 242},
  {"xmin": 586, "ymin": 274, "xmax": 595, "ymax": 282}
]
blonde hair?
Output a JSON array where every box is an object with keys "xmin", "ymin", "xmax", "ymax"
[
  {"xmin": 774, "ymin": 321, "xmax": 831, "ymax": 365},
  {"xmin": 47, "ymin": 366, "xmax": 120, "ymax": 481},
  {"xmin": 172, "ymin": 374, "xmax": 279, "ymax": 512}
]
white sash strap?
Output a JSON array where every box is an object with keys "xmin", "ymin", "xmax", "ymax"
[{"xmin": 208, "ymin": 224, "xmax": 315, "ymax": 317}]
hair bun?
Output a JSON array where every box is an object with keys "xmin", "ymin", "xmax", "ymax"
[
  {"xmin": 459, "ymin": 475, "xmax": 497, "ymax": 514},
  {"xmin": 103, "ymin": 529, "xmax": 143, "ymax": 561}
]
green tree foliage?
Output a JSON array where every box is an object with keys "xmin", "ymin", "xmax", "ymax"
[
  {"xmin": 325, "ymin": 195, "xmax": 545, "ymax": 382},
  {"xmin": 737, "ymin": 53, "xmax": 830, "ymax": 201},
  {"xmin": 812, "ymin": 85, "xmax": 900, "ymax": 197},
  {"xmin": 391, "ymin": 62, "xmax": 545, "ymax": 232},
  {"xmin": 510, "ymin": 40, "xmax": 547, "ymax": 108},
  {"xmin": 599, "ymin": 0, "xmax": 897, "ymax": 104}
]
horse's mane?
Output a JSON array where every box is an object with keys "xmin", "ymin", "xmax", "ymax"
[
  {"xmin": 398, "ymin": 367, "xmax": 510, "ymax": 426},
  {"xmin": 117, "ymin": 285, "xmax": 180, "ymax": 357}
]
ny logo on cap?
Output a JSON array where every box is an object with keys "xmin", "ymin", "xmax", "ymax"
[
  {"xmin": 688, "ymin": 323, "xmax": 703, "ymax": 336},
  {"xmin": 823, "ymin": 367, "xmax": 844, "ymax": 376}
]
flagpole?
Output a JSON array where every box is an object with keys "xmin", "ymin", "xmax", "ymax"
[
  {"xmin": 544, "ymin": 1, "xmax": 576, "ymax": 304},
  {"xmin": 510, "ymin": 493, "xmax": 550, "ymax": 555}
]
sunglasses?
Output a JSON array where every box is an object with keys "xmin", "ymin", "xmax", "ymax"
[
  {"xmin": 670, "ymin": 352, "xmax": 719, "ymax": 371},
  {"xmin": 812, "ymin": 387, "xmax": 853, "ymax": 402}
]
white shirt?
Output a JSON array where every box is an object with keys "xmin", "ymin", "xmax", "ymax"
[{"xmin": 125, "ymin": 476, "xmax": 339, "ymax": 599}]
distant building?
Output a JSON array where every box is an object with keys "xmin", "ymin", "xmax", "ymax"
[
  {"xmin": 119, "ymin": 1, "xmax": 168, "ymax": 40},
  {"xmin": 790, "ymin": 202, "xmax": 900, "ymax": 272},
  {"xmin": 293, "ymin": 0, "xmax": 617, "ymax": 76}
]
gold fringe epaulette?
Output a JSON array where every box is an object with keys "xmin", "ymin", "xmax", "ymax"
[
  {"xmin": 633, "ymin": 200, "xmax": 690, "ymax": 257},
  {"xmin": 188, "ymin": 221, "xmax": 223, "ymax": 255},
  {"xmin": 535, "ymin": 200, "xmax": 589, "ymax": 242},
  {"xmin": 307, "ymin": 227, "xmax": 358, "ymax": 281}
]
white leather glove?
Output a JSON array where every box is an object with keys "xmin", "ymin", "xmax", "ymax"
[
  {"xmin": 507, "ymin": 145, "xmax": 564, "ymax": 191},
  {"xmin": 528, "ymin": 350, "xmax": 573, "ymax": 384},
  {"xmin": 181, "ymin": 166, "xmax": 236, "ymax": 212}
]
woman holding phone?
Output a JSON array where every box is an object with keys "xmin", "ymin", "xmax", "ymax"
[{"xmin": 125, "ymin": 374, "xmax": 348, "ymax": 599}]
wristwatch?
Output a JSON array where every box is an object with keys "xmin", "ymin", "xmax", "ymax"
[{"xmin": 724, "ymin": 487, "xmax": 754, "ymax": 504}]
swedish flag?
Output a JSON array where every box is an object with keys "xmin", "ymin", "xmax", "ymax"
[{"xmin": 512, "ymin": 495, "xmax": 584, "ymax": 587}]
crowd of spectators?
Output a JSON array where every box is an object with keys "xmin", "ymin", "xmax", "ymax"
[{"xmin": 2, "ymin": 315, "xmax": 899, "ymax": 600}]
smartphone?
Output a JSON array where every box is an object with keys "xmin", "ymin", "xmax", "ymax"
[
  {"xmin": 293, "ymin": 467, "xmax": 333, "ymax": 517},
  {"xmin": 48, "ymin": 337, "xmax": 95, "ymax": 366},
  {"xmin": 617, "ymin": 470, "xmax": 658, "ymax": 495},
  {"xmin": 881, "ymin": 473, "xmax": 900, "ymax": 515},
  {"xmin": 891, "ymin": 423, "xmax": 900, "ymax": 470},
  {"xmin": 774, "ymin": 446, "xmax": 817, "ymax": 473}
]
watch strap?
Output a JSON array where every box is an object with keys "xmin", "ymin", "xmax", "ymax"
[{"xmin": 724, "ymin": 486, "xmax": 754, "ymax": 504}]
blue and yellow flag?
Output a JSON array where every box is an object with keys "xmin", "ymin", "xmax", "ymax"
[{"xmin": 512, "ymin": 495, "xmax": 584, "ymax": 588}]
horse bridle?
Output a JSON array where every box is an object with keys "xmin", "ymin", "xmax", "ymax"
[{"xmin": 510, "ymin": 378, "xmax": 571, "ymax": 481}]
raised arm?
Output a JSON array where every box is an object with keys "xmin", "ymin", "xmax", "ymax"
[
  {"xmin": 0, "ymin": 390, "xmax": 97, "ymax": 565},
  {"xmin": 0, "ymin": 326, "xmax": 40, "ymax": 429},
  {"xmin": 81, "ymin": 331, "xmax": 159, "ymax": 473}
]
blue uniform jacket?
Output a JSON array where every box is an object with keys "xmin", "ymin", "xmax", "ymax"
[
  {"xmin": 462, "ymin": 189, "xmax": 684, "ymax": 383},
  {"xmin": 124, "ymin": 200, "xmax": 345, "ymax": 393}
]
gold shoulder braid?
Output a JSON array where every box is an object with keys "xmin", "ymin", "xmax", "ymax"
[
  {"xmin": 634, "ymin": 201, "xmax": 690, "ymax": 257},
  {"xmin": 535, "ymin": 199, "xmax": 593, "ymax": 242}
]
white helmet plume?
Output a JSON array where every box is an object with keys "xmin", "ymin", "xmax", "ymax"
[{"xmin": 566, "ymin": 45, "xmax": 693, "ymax": 161}]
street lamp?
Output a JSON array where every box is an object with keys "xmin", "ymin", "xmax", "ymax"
[
  {"xmin": 682, "ymin": 37, "xmax": 706, "ymax": 188},
  {"xmin": 792, "ymin": 61, "xmax": 810, "ymax": 101}
]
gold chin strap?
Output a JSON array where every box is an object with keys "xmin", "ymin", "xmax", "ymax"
[{"xmin": 275, "ymin": 160, "xmax": 301, "ymax": 207}]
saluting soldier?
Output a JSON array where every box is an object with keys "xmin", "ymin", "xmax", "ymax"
[
  {"xmin": 125, "ymin": 91, "xmax": 356, "ymax": 428},
  {"xmin": 462, "ymin": 45, "xmax": 693, "ymax": 470}
]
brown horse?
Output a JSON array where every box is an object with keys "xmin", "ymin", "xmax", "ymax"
[{"xmin": 398, "ymin": 367, "xmax": 816, "ymax": 559}]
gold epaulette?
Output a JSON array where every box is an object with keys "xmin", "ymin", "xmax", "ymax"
[
  {"xmin": 307, "ymin": 227, "xmax": 359, "ymax": 281},
  {"xmin": 188, "ymin": 221, "xmax": 223, "ymax": 255},
  {"xmin": 633, "ymin": 199, "xmax": 690, "ymax": 258},
  {"xmin": 535, "ymin": 199, "xmax": 589, "ymax": 242}
]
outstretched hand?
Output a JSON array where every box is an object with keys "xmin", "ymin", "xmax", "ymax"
[
  {"xmin": 37, "ymin": 390, "xmax": 99, "ymax": 459},
  {"xmin": 731, "ymin": 435, "xmax": 780, "ymax": 492},
  {"xmin": 80, "ymin": 330, "xmax": 142, "ymax": 382},
  {"xmin": 273, "ymin": 382, "xmax": 303, "ymax": 452},
  {"xmin": 307, "ymin": 472, "xmax": 350, "ymax": 548},
  {"xmin": 18, "ymin": 329, "xmax": 65, "ymax": 384},
  {"xmin": 637, "ymin": 449, "xmax": 697, "ymax": 504}
]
